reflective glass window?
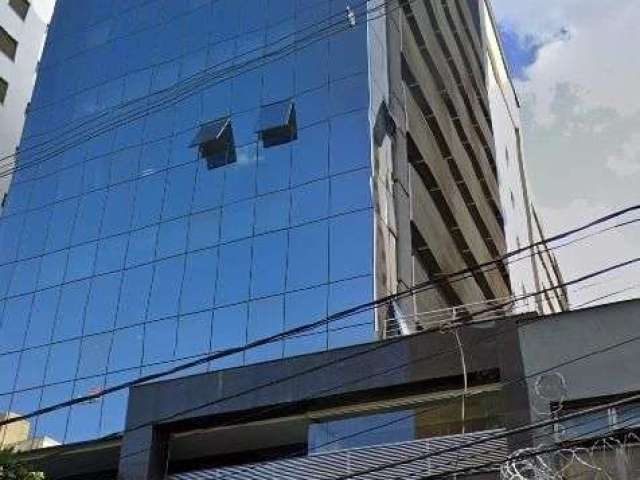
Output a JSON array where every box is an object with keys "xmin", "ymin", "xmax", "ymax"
[
  {"xmin": 329, "ymin": 25, "xmax": 368, "ymax": 80},
  {"xmin": 176, "ymin": 311, "xmax": 212, "ymax": 359},
  {"xmin": 108, "ymin": 326, "xmax": 143, "ymax": 371},
  {"xmin": 162, "ymin": 163, "xmax": 196, "ymax": 220},
  {"xmin": 330, "ymin": 210, "xmax": 372, "ymax": 281},
  {"xmin": 187, "ymin": 209, "xmax": 221, "ymax": 251},
  {"xmin": 291, "ymin": 179, "xmax": 329, "ymax": 226},
  {"xmin": 25, "ymin": 288, "xmax": 59, "ymax": 348},
  {"xmin": 0, "ymin": 295, "xmax": 32, "ymax": 353},
  {"xmin": 55, "ymin": 164, "xmax": 83, "ymax": 202},
  {"xmin": 257, "ymin": 143, "xmax": 291, "ymax": 194},
  {"xmin": 35, "ymin": 383, "xmax": 73, "ymax": 444},
  {"xmin": 330, "ymin": 168, "xmax": 372, "ymax": 215},
  {"xmin": 18, "ymin": 207, "xmax": 51, "ymax": 259},
  {"xmin": 15, "ymin": 346, "xmax": 48, "ymax": 390},
  {"xmin": 221, "ymin": 199, "xmax": 254, "ymax": 242},
  {"xmin": 0, "ymin": 352, "xmax": 19, "ymax": 393},
  {"xmin": 77, "ymin": 333, "xmax": 111, "ymax": 377},
  {"xmin": 295, "ymin": 40, "xmax": 329, "ymax": 93},
  {"xmin": 0, "ymin": 214, "xmax": 23, "ymax": 263},
  {"xmin": 328, "ymin": 276, "xmax": 374, "ymax": 348},
  {"xmin": 180, "ymin": 248, "xmax": 217, "ymax": 315},
  {"xmin": 101, "ymin": 182, "xmax": 135, "ymax": 236},
  {"xmin": 94, "ymin": 234, "xmax": 128, "ymax": 274},
  {"xmin": 109, "ymin": 147, "xmax": 140, "ymax": 185},
  {"xmin": 291, "ymin": 123, "xmax": 328, "ymax": 186},
  {"xmin": 191, "ymin": 162, "xmax": 224, "ymax": 213},
  {"xmin": 65, "ymin": 242, "xmax": 98, "ymax": 281},
  {"xmin": 251, "ymin": 231, "xmax": 287, "ymax": 298},
  {"xmin": 117, "ymin": 264, "xmax": 152, "ymax": 328},
  {"xmin": 0, "ymin": 263, "xmax": 14, "ymax": 298},
  {"xmin": 139, "ymin": 139, "xmax": 170, "ymax": 177},
  {"xmin": 101, "ymin": 369, "xmax": 136, "ymax": 436},
  {"xmin": 147, "ymin": 256, "xmax": 185, "ymax": 321},
  {"xmin": 132, "ymin": 171, "xmax": 166, "ymax": 228},
  {"xmin": 330, "ymin": 73, "xmax": 369, "ymax": 116},
  {"xmin": 284, "ymin": 284, "xmax": 328, "ymax": 357},
  {"xmin": 232, "ymin": 70, "xmax": 261, "ymax": 113},
  {"xmin": 82, "ymin": 156, "xmax": 110, "ymax": 192},
  {"xmin": 296, "ymin": 86, "xmax": 329, "ymax": 129},
  {"xmin": 246, "ymin": 296, "xmax": 284, "ymax": 363},
  {"xmin": 38, "ymin": 250, "xmax": 67, "ymax": 289},
  {"xmin": 8, "ymin": 257, "xmax": 40, "ymax": 296},
  {"xmin": 286, "ymin": 221, "xmax": 328, "ymax": 290},
  {"xmin": 9, "ymin": 390, "xmax": 40, "ymax": 433},
  {"xmin": 156, "ymin": 217, "xmax": 188, "ymax": 259},
  {"xmin": 124, "ymin": 68, "xmax": 151, "ymax": 103},
  {"xmin": 143, "ymin": 317, "xmax": 177, "ymax": 364},
  {"xmin": 126, "ymin": 225, "xmax": 158, "ymax": 267},
  {"xmin": 170, "ymin": 128, "xmax": 199, "ymax": 167},
  {"xmin": 66, "ymin": 377, "xmax": 103, "ymax": 443},
  {"xmin": 223, "ymin": 146, "xmax": 257, "ymax": 203},
  {"xmin": 45, "ymin": 198, "xmax": 78, "ymax": 252},
  {"xmin": 329, "ymin": 111, "xmax": 370, "ymax": 175},
  {"xmin": 53, "ymin": 280, "xmax": 90, "ymax": 341},
  {"xmin": 84, "ymin": 272, "xmax": 121, "ymax": 335},
  {"xmin": 215, "ymin": 240, "xmax": 251, "ymax": 306},
  {"xmin": 212, "ymin": 303, "xmax": 247, "ymax": 351},
  {"xmin": 144, "ymin": 107, "xmax": 176, "ymax": 143},
  {"xmin": 262, "ymin": 58, "xmax": 294, "ymax": 103},
  {"xmin": 72, "ymin": 190, "xmax": 107, "ymax": 244},
  {"xmin": 254, "ymin": 191, "xmax": 290, "ymax": 235},
  {"xmin": 45, "ymin": 340, "xmax": 80, "ymax": 383}
]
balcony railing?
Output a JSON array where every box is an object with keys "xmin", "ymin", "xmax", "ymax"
[{"xmin": 170, "ymin": 429, "xmax": 507, "ymax": 480}]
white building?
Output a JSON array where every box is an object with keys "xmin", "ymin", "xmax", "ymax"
[{"xmin": 0, "ymin": 0, "xmax": 55, "ymax": 209}]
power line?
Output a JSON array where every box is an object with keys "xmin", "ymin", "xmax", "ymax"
[
  {"xmin": 0, "ymin": 0, "xmax": 390, "ymax": 182},
  {"xmin": 1, "ymin": 204, "xmax": 638, "ymax": 429},
  {"xmin": 44, "ymin": 290, "xmax": 640, "ymax": 474},
  {"xmin": 333, "ymin": 388, "xmax": 640, "ymax": 480}
]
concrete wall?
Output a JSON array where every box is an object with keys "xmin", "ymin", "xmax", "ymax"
[
  {"xmin": 0, "ymin": 0, "xmax": 55, "ymax": 208},
  {"xmin": 518, "ymin": 299, "xmax": 640, "ymax": 420}
]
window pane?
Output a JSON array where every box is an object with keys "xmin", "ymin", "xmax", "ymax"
[
  {"xmin": 292, "ymin": 123, "xmax": 328, "ymax": 186},
  {"xmin": 212, "ymin": 303, "xmax": 247, "ymax": 351},
  {"xmin": 101, "ymin": 370, "xmax": 136, "ymax": 436},
  {"xmin": 330, "ymin": 210, "xmax": 372, "ymax": 281},
  {"xmin": 0, "ymin": 295, "xmax": 32, "ymax": 353},
  {"xmin": 36, "ymin": 383, "xmax": 73, "ymax": 444},
  {"xmin": 180, "ymin": 248, "xmax": 217, "ymax": 314},
  {"xmin": 85, "ymin": 272, "xmax": 121, "ymax": 334},
  {"xmin": 108, "ymin": 324, "xmax": 144, "ymax": 373},
  {"xmin": 54, "ymin": 280, "xmax": 90, "ymax": 341},
  {"xmin": 192, "ymin": 162, "xmax": 224, "ymax": 213},
  {"xmin": 8, "ymin": 257, "xmax": 39, "ymax": 295},
  {"xmin": 0, "ymin": 352, "xmax": 19, "ymax": 393},
  {"xmin": 162, "ymin": 163, "xmax": 196, "ymax": 221},
  {"xmin": 132, "ymin": 171, "xmax": 165, "ymax": 228},
  {"xmin": 291, "ymin": 179, "xmax": 329, "ymax": 226},
  {"xmin": 187, "ymin": 209, "xmax": 220, "ymax": 251},
  {"xmin": 24, "ymin": 288, "xmax": 59, "ymax": 348},
  {"xmin": 221, "ymin": 199, "xmax": 254, "ymax": 242},
  {"xmin": 246, "ymin": 296, "xmax": 284, "ymax": 363},
  {"xmin": 66, "ymin": 378, "xmax": 103, "ymax": 443},
  {"xmin": 143, "ymin": 317, "xmax": 177, "ymax": 364},
  {"xmin": 330, "ymin": 168, "xmax": 372, "ymax": 215},
  {"xmin": 147, "ymin": 256, "xmax": 185, "ymax": 320},
  {"xmin": 72, "ymin": 191, "xmax": 107, "ymax": 243},
  {"xmin": 101, "ymin": 182, "xmax": 135, "ymax": 236},
  {"xmin": 45, "ymin": 340, "xmax": 80, "ymax": 383},
  {"xmin": 330, "ymin": 73, "xmax": 369, "ymax": 116},
  {"xmin": 38, "ymin": 250, "xmax": 68, "ymax": 289},
  {"xmin": 156, "ymin": 218, "xmax": 188, "ymax": 259},
  {"xmin": 65, "ymin": 242, "xmax": 98, "ymax": 282},
  {"xmin": 286, "ymin": 221, "xmax": 328, "ymax": 290},
  {"xmin": 95, "ymin": 234, "xmax": 127, "ymax": 274},
  {"xmin": 125, "ymin": 225, "xmax": 158, "ymax": 267},
  {"xmin": 257, "ymin": 143, "xmax": 291, "ymax": 194},
  {"xmin": 46, "ymin": 198, "xmax": 78, "ymax": 251},
  {"xmin": 215, "ymin": 240, "xmax": 251, "ymax": 306},
  {"xmin": 251, "ymin": 231, "xmax": 287, "ymax": 298},
  {"xmin": 176, "ymin": 311, "xmax": 212, "ymax": 358},
  {"xmin": 77, "ymin": 333, "xmax": 111, "ymax": 377},
  {"xmin": 329, "ymin": 111, "xmax": 370, "ymax": 175},
  {"xmin": 254, "ymin": 191, "xmax": 289, "ymax": 235},
  {"xmin": 117, "ymin": 264, "xmax": 153, "ymax": 327}
]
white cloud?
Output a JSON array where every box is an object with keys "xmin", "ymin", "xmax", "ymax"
[{"xmin": 492, "ymin": 0, "xmax": 640, "ymax": 306}]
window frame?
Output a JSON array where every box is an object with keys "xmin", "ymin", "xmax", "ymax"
[
  {"xmin": 0, "ymin": 26, "xmax": 18, "ymax": 61},
  {"xmin": 9, "ymin": 0, "xmax": 30, "ymax": 20}
]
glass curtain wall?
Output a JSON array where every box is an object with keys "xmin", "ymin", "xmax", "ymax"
[{"xmin": 0, "ymin": 0, "xmax": 375, "ymax": 446}]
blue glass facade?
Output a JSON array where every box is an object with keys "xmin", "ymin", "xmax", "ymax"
[{"xmin": 0, "ymin": 0, "xmax": 377, "ymax": 445}]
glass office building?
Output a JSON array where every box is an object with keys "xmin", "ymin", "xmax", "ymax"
[
  {"xmin": 0, "ymin": 0, "xmax": 544, "ymax": 451},
  {"xmin": 0, "ymin": 0, "xmax": 380, "ymax": 446}
]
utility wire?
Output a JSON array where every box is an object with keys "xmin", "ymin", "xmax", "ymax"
[
  {"xmin": 1, "ymin": 204, "xmax": 638, "ymax": 429},
  {"xmin": 0, "ymin": 0, "xmax": 391, "ymax": 180}
]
